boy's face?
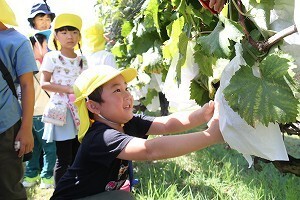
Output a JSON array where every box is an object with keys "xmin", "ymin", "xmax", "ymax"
[
  {"xmin": 33, "ymin": 14, "xmax": 52, "ymax": 30},
  {"xmin": 98, "ymin": 75, "xmax": 134, "ymax": 124}
]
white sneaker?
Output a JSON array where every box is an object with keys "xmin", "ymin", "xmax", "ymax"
[
  {"xmin": 22, "ymin": 175, "xmax": 40, "ymax": 188},
  {"xmin": 40, "ymin": 177, "xmax": 54, "ymax": 189}
]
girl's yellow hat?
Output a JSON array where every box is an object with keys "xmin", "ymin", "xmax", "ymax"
[{"xmin": 48, "ymin": 13, "xmax": 82, "ymax": 50}]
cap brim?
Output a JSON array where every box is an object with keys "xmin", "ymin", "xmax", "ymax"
[{"xmin": 28, "ymin": 11, "xmax": 55, "ymax": 20}]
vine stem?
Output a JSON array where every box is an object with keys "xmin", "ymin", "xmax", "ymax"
[
  {"xmin": 237, "ymin": 0, "xmax": 298, "ymax": 52},
  {"xmin": 261, "ymin": 25, "xmax": 298, "ymax": 51}
]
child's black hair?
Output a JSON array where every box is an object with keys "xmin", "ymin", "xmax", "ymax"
[
  {"xmin": 87, "ymin": 86, "xmax": 104, "ymax": 119},
  {"xmin": 29, "ymin": 33, "xmax": 47, "ymax": 47},
  {"xmin": 53, "ymin": 26, "xmax": 84, "ymax": 68}
]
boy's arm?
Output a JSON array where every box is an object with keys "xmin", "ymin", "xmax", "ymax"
[
  {"xmin": 118, "ymin": 115, "xmax": 224, "ymax": 161},
  {"xmin": 147, "ymin": 101, "xmax": 215, "ymax": 135},
  {"xmin": 15, "ymin": 72, "xmax": 34, "ymax": 157}
]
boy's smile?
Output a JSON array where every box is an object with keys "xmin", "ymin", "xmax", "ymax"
[{"xmin": 98, "ymin": 74, "xmax": 134, "ymax": 125}]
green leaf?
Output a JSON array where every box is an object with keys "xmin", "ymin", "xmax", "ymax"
[
  {"xmin": 190, "ymin": 79, "xmax": 211, "ymax": 106},
  {"xmin": 244, "ymin": 0, "xmax": 275, "ymax": 38},
  {"xmin": 144, "ymin": 0, "xmax": 160, "ymax": 35},
  {"xmin": 121, "ymin": 21, "xmax": 133, "ymax": 37},
  {"xmin": 141, "ymin": 88, "xmax": 157, "ymax": 106},
  {"xmin": 176, "ymin": 32, "xmax": 189, "ymax": 84},
  {"xmin": 111, "ymin": 41, "xmax": 127, "ymax": 58},
  {"xmin": 197, "ymin": 19, "xmax": 244, "ymax": 58},
  {"xmin": 224, "ymin": 54, "xmax": 299, "ymax": 127},
  {"xmin": 131, "ymin": 32, "xmax": 160, "ymax": 55},
  {"xmin": 162, "ymin": 16, "xmax": 185, "ymax": 59},
  {"xmin": 193, "ymin": 44, "xmax": 217, "ymax": 76}
]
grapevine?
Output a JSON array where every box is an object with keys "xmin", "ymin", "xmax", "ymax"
[
  {"xmin": 96, "ymin": 0, "xmax": 300, "ymax": 175},
  {"xmin": 96, "ymin": 0, "xmax": 299, "ymax": 123}
]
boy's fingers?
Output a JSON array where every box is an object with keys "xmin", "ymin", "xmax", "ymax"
[
  {"xmin": 209, "ymin": 0, "xmax": 216, "ymax": 8},
  {"xmin": 18, "ymin": 144, "xmax": 25, "ymax": 157}
]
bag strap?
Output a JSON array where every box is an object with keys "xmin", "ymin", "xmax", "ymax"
[
  {"xmin": 0, "ymin": 58, "xmax": 17, "ymax": 98},
  {"xmin": 34, "ymin": 74, "xmax": 50, "ymax": 98}
]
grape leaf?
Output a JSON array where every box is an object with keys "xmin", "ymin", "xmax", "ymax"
[
  {"xmin": 143, "ymin": 0, "xmax": 160, "ymax": 34},
  {"xmin": 141, "ymin": 88, "xmax": 157, "ymax": 106},
  {"xmin": 194, "ymin": 44, "xmax": 217, "ymax": 76},
  {"xmin": 162, "ymin": 16, "xmax": 185, "ymax": 59},
  {"xmin": 190, "ymin": 79, "xmax": 210, "ymax": 106},
  {"xmin": 197, "ymin": 18, "xmax": 244, "ymax": 58},
  {"xmin": 121, "ymin": 21, "xmax": 133, "ymax": 37},
  {"xmin": 176, "ymin": 32, "xmax": 189, "ymax": 84},
  {"xmin": 224, "ymin": 54, "xmax": 299, "ymax": 127}
]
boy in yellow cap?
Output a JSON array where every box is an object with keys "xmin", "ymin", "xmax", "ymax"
[
  {"xmin": 50, "ymin": 65, "xmax": 223, "ymax": 199},
  {"xmin": 0, "ymin": 0, "xmax": 38, "ymax": 199}
]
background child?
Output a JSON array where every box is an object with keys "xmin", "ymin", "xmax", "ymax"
[
  {"xmin": 22, "ymin": 33, "xmax": 57, "ymax": 189},
  {"xmin": 40, "ymin": 13, "xmax": 88, "ymax": 187},
  {"xmin": 82, "ymin": 22, "xmax": 117, "ymax": 68},
  {"xmin": 22, "ymin": 1, "xmax": 57, "ymax": 189},
  {"xmin": 27, "ymin": 2, "xmax": 55, "ymax": 31},
  {"xmin": 50, "ymin": 65, "xmax": 223, "ymax": 199},
  {"xmin": 0, "ymin": 0, "xmax": 37, "ymax": 198}
]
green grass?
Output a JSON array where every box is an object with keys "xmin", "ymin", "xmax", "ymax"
[{"xmin": 27, "ymin": 134, "xmax": 300, "ymax": 200}]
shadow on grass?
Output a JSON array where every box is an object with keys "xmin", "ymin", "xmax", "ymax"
[{"xmin": 132, "ymin": 143, "xmax": 300, "ymax": 200}]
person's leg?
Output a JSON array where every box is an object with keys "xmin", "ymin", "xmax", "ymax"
[
  {"xmin": 41, "ymin": 139, "xmax": 56, "ymax": 178},
  {"xmin": 33, "ymin": 116, "xmax": 56, "ymax": 188},
  {"xmin": 23, "ymin": 117, "xmax": 43, "ymax": 187},
  {"xmin": 53, "ymin": 139, "xmax": 73, "ymax": 187},
  {"xmin": 0, "ymin": 120, "xmax": 27, "ymax": 199},
  {"xmin": 71, "ymin": 136, "xmax": 80, "ymax": 164},
  {"xmin": 76, "ymin": 190, "xmax": 135, "ymax": 200}
]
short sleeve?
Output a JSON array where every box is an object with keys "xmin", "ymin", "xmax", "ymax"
[
  {"xmin": 40, "ymin": 51, "xmax": 56, "ymax": 72},
  {"xmin": 15, "ymin": 40, "xmax": 38, "ymax": 76},
  {"xmin": 123, "ymin": 114, "xmax": 155, "ymax": 139}
]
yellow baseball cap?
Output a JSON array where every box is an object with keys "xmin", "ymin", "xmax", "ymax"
[
  {"xmin": 73, "ymin": 65, "xmax": 137, "ymax": 142},
  {"xmin": 83, "ymin": 22, "xmax": 106, "ymax": 53},
  {"xmin": 0, "ymin": 0, "xmax": 18, "ymax": 26},
  {"xmin": 48, "ymin": 13, "xmax": 82, "ymax": 50}
]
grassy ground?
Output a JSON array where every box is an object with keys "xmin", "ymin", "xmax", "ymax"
[{"xmin": 27, "ymin": 133, "xmax": 300, "ymax": 200}]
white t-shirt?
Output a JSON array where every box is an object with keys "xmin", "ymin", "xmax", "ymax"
[{"xmin": 86, "ymin": 50, "xmax": 117, "ymax": 69}]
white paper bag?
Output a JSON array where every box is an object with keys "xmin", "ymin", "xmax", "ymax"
[{"xmin": 215, "ymin": 43, "xmax": 289, "ymax": 167}]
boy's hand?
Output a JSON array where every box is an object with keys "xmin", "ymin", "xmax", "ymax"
[
  {"xmin": 207, "ymin": 102, "xmax": 224, "ymax": 143},
  {"xmin": 200, "ymin": 100, "xmax": 215, "ymax": 123},
  {"xmin": 14, "ymin": 126, "xmax": 34, "ymax": 157},
  {"xmin": 198, "ymin": 0, "xmax": 227, "ymax": 14}
]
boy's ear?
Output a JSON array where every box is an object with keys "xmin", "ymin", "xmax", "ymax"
[{"xmin": 86, "ymin": 100, "xmax": 100, "ymax": 114}]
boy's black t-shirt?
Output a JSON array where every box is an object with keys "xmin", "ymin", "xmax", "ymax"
[{"xmin": 51, "ymin": 114, "xmax": 155, "ymax": 200}]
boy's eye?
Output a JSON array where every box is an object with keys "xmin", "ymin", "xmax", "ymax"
[{"xmin": 114, "ymin": 89, "xmax": 121, "ymax": 93}]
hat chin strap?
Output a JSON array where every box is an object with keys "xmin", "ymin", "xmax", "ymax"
[{"xmin": 97, "ymin": 114, "xmax": 124, "ymax": 127}]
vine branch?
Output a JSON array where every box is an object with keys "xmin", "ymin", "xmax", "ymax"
[{"xmin": 237, "ymin": 0, "xmax": 298, "ymax": 52}]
